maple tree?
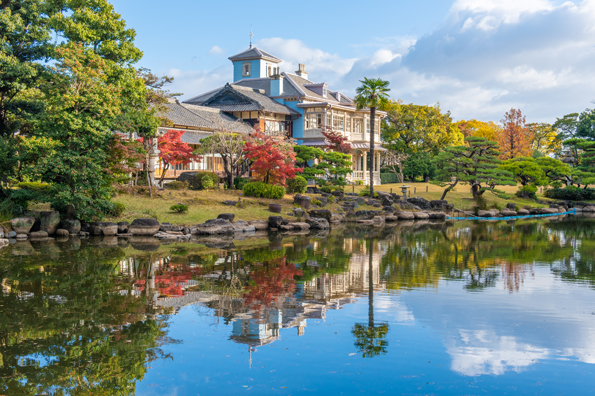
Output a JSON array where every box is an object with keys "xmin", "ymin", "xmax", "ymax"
[
  {"xmin": 498, "ymin": 108, "xmax": 534, "ymax": 160},
  {"xmin": 243, "ymin": 131, "xmax": 302, "ymax": 186},
  {"xmin": 157, "ymin": 130, "xmax": 200, "ymax": 185},
  {"xmin": 321, "ymin": 126, "xmax": 352, "ymax": 153}
]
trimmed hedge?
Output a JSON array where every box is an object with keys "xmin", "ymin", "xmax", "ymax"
[
  {"xmin": 287, "ymin": 176, "xmax": 308, "ymax": 194},
  {"xmin": 165, "ymin": 181, "xmax": 188, "ymax": 190},
  {"xmin": 544, "ymin": 186, "xmax": 595, "ymax": 201},
  {"xmin": 191, "ymin": 172, "xmax": 220, "ymax": 190},
  {"xmin": 380, "ymin": 173, "xmax": 400, "ymax": 184},
  {"xmin": 243, "ymin": 182, "xmax": 286, "ymax": 199}
]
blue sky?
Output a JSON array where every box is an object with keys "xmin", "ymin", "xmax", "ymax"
[{"xmin": 110, "ymin": 0, "xmax": 595, "ymax": 123}]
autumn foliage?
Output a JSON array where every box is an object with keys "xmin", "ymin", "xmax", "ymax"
[
  {"xmin": 498, "ymin": 109, "xmax": 534, "ymax": 160},
  {"xmin": 158, "ymin": 130, "xmax": 200, "ymax": 179},
  {"xmin": 321, "ymin": 126, "xmax": 352, "ymax": 153},
  {"xmin": 243, "ymin": 131, "xmax": 302, "ymax": 186}
]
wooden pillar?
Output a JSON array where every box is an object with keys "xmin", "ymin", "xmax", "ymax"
[{"xmin": 363, "ymin": 152, "xmax": 367, "ymax": 174}]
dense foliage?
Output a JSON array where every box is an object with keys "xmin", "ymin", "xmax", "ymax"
[{"xmin": 243, "ymin": 182, "xmax": 286, "ymax": 199}]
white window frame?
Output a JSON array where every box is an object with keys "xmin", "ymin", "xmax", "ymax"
[{"xmin": 242, "ymin": 62, "xmax": 251, "ymax": 77}]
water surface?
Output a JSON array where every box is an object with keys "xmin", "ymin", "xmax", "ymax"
[{"xmin": 1, "ymin": 217, "xmax": 594, "ymax": 395}]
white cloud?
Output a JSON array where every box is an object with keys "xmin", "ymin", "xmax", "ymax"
[{"xmin": 208, "ymin": 45, "xmax": 224, "ymax": 55}]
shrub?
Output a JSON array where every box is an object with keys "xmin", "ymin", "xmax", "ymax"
[
  {"xmin": 165, "ymin": 181, "xmax": 188, "ymax": 190},
  {"xmin": 358, "ymin": 186, "xmax": 378, "ymax": 198},
  {"xmin": 17, "ymin": 181, "xmax": 51, "ymax": 192},
  {"xmin": 311, "ymin": 199, "xmax": 322, "ymax": 206},
  {"xmin": 191, "ymin": 172, "xmax": 220, "ymax": 190},
  {"xmin": 108, "ymin": 202, "xmax": 126, "ymax": 217},
  {"xmin": 544, "ymin": 186, "xmax": 595, "ymax": 201},
  {"xmin": 243, "ymin": 182, "xmax": 286, "ymax": 199},
  {"xmin": 286, "ymin": 176, "xmax": 308, "ymax": 194},
  {"xmin": 380, "ymin": 173, "xmax": 400, "ymax": 184},
  {"xmin": 201, "ymin": 175, "xmax": 215, "ymax": 190},
  {"xmin": 320, "ymin": 185, "xmax": 343, "ymax": 194},
  {"xmin": 516, "ymin": 184, "xmax": 538, "ymax": 199},
  {"xmin": 170, "ymin": 204, "xmax": 189, "ymax": 213},
  {"xmin": 234, "ymin": 177, "xmax": 250, "ymax": 190}
]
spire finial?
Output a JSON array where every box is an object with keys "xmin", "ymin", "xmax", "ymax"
[{"xmin": 249, "ymin": 26, "xmax": 253, "ymax": 49}]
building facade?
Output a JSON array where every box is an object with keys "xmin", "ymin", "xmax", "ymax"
[{"xmin": 184, "ymin": 46, "xmax": 387, "ymax": 185}]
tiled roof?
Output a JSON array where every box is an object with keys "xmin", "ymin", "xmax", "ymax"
[
  {"xmin": 180, "ymin": 131, "xmax": 212, "ymax": 145},
  {"xmin": 350, "ymin": 143, "xmax": 388, "ymax": 151},
  {"xmin": 198, "ymin": 84, "xmax": 300, "ymax": 117},
  {"xmin": 234, "ymin": 77, "xmax": 302, "ymax": 97},
  {"xmin": 283, "ymin": 73, "xmax": 356, "ymax": 106},
  {"xmin": 160, "ymin": 101, "xmax": 252, "ymax": 134},
  {"xmin": 228, "ymin": 47, "xmax": 282, "ymax": 63}
]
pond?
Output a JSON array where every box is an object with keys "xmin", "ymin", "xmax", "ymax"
[{"xmin": 1, "ymin": 216, "xmax": 594, "ymax": 395}]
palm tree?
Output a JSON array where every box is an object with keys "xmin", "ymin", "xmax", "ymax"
[{"xmin": 354, "ymin": 78, "xmax": 391, "ymax": 197}]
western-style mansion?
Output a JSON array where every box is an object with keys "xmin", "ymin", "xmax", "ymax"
[{"xmin": 157, "ymin": 44, "xmax": 387, "ymax": 185}]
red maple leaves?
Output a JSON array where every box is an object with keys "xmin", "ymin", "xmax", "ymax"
[
  {"xmin": 243, "ymin": 131, "xmax": 302, "ymax": 186},
  {"xmin": 159, "ymin": 130, "xmax": 201, "ymax": 176}
]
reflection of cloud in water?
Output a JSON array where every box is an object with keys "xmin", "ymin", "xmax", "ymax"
[
  {"xmin": 448, "ymin": 329, "xmax": 549, "ymax": 376},
  {"xmin": 375, "ymin": 294, "xmax": 415, "ymax": 324}
]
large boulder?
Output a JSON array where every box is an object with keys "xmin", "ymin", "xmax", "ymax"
[
  {"xmin": 288, "ymin": 222, "xmax": 310, "ymax": 230},
  {"xmin": 428, "ymin": 212, "xmax": 447, "ymax": 220},
  {"xmin": 217, "ymin": 213, "xmax": 235, "ymax": 222},
  {"xmin": 413, "ymin": 212, "xmax": 430, "ymax": 220},
  {"xmin": 61, "ymin": 219, "xmax": 81, "ymax": 235},
  {"xmin": 29, "ymin": 230, "xmax": 49, "ymax": 240},
  {"xmin": 357, "ymin": 219, "xmax": 375, "ymax": 226},
  {"xmin": 56, "ymin": 229, "xmax": 70, "ymax": 238},
  {"xmin": 430, "ymin": 200, "xmax": 448, "ymax": 210},
  {"xmin": 356, "ymin": 197, "xmax": 366, "ymax": 205},
  {"xmin": 160, "ymin": 223, "xmax": 184, "ymax": 232},
  {"xmin": 397, "ymin": 212, "xmax": 415, "ymax": 220},
  {"xmin": 93, "ymin": 222, "xmax": 118, "ymax": 236},
  {"xmin": 232, "ymin": 220, "xmax": 256, "ymax": 233},
  {"xmin": 383, "ymin": 206, "xmax": 395, "ymax": 213},
  {"xmin": 407, "ymin": 197, "xmax": 431, "ymax": 210},
  {"xmin": 354, "ymin": 211, "xmax": 375, "ymax": 220},
  {"xmin": 193, "ymin": 219, "xmax": 235, "ymax": 235},
  {"xmin": 248, "ymin": 220, "xmax": 268, "ymax": 231},
  {"xmin": 11, "ymin": 217, "xmax": 35, "ymax": 234},
  {"xmin": 293, "ymin": 194, "xmax": 311, "ymax": 209},
  {"xmin": 117, "ymin": 222, "xmax": 129, "ymax": 234},
  {"xmin": 176, "ymin": 171, "xmax": 198, "ymax": 184},
  {"xmin": 308, "ymin": 209, "xmax": 332, "ymax": 222},
  {"xmin": 306, "ymin": 217, "xmax": 330, "ymax": 230},
  {"xmin": 331, "ymin": 190, "xmax": 344, "ymax": 199},
  {"xmin": 39, "ymin": 211, "xmax": 60, "ymax": 235},
  {"xmin": 506, "ymin": 203, "xmax": 517, "ymax": 211},
  {"xmin": 500, "ymin": 209, "xmax": 517, "ymax": 217},
  {"xmin": 129, "ymin": 218, "xmax": 161, "ymax": 236},
  {"xmin": 268, "ymin": 216, "xmax": 283, "ymax": 229},
  {"xmin": 477, "ymin": 210, "xmax": 499, "ymax": 218},
  {"xmin": 517, "ymin": 209, "xmax": 530, "ymax": 215},
  {"xmin": 385, "ymin": 215, "xmax": 399, "ymax": 222},
  {"xmin": 317, "ymin": 196, "xmax": 329, "ymax": 207}
]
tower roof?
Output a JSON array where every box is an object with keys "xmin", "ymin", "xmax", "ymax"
[{"xmin": 228, "ymin": 47, "xmax": 282, "ymax": 63}]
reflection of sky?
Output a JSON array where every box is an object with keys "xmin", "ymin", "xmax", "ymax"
[
  {"xmin": 136, "ymin": 266, "xmax": 595, "ymax": 395},
  {"xmin": 401, "ymin": 265, "xmax": 595, "ymax": 377}
]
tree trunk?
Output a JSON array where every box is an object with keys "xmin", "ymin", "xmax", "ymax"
[
  {"xmin": 471, "ymin": 183, "xmax": 482, "ymax": 199},
  {"xmin": 441, "ymin": 179, "xmax": 458, "ymax": 200},
  {"xmin": 368, "ymin": 238, "xmax": 374, "ymax": 328},
  {"xmin": 369, "ymin": 107, "xmax": 376, "ymax": 197},
  {"xmin": 158, "ymin": 163, "xmax": 169, "ymax": 187},
  {"xmin": 145, "ymin": 149, "xmax": 152, "ymax": 198}
]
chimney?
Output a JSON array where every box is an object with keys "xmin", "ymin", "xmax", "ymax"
[
  {"xmin": 296, "ymin": 63, "xmax": 308, "ymax": 79},
  {"xmin": 270, "ymin": 74, "xmax": 284, "ymax": 96}
]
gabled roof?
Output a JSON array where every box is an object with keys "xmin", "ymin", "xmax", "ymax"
[
  {"xmin": 228, "ymin": 47, "xmax": 282, "ymax": 63},
  {"xmin": 283, "ymin": 73, "xmax": 355, "ymax": 105},
  {"xmin": 160, "ymin": 100, "xmax": 253, "ymax": 134},
  {"xmin": 191, "ymin": 83, "xmax": 300, "ymax": 117}
]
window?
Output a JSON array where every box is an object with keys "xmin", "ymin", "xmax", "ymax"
[
  {"xmin": 267, "ymin": 64, "xmax": 272, "ymax": 76},
  {"xmin": 353, "ymin": 119, "xmax": 363, "ymax": 134},
  {"xmin": 322, "ymin": 87, "xmax": 327, "ymax": 97},
  {"xmin": 333, "ymin": 112, "xmax": 344, "ymax": 132},
  {"xmin": 242, "ymin": 62, "xmax": 251, "ymax": 77},
  {"xmin": 265, "ymin": 120, "xmax": 286, "ymax": 136},
  {"xmin": 346, "ymin": 116, "xmax": 351, "ymax": 133},
  {"xmin": 305, "ymin": 113, "xmax": 323, "ymax": 129},
  {"xmin": 365, "ymin": 118, "xmax": 370, "ymax": 134}
]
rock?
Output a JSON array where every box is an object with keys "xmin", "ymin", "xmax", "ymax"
[
  {"xmin": 223, "ymin": 200, "xmax": 238, "ymax": 206},
  {"xmin": 288, "ymin": 222, "xmax": 310, "ymax": 230},
  {"xmin": 385, "ymin": 215, "xmax": 399, "ymax": 222},
  {"xmin": 248, "ymin": 220, "xmax": 268, "ymax": 231},
  {"xmin": 397, "ymin": 212, "xmax": 415, "ymax": 220},
  {"xmin": 29, "ymin": 230, "xmax": 49, "ymax": 239},
  {"xmin": 177, "ymin": 171, "xmax": 199, "ymax": 184},
  {"xmin": 16, "ymin": 234, "xmax": 28, "ymax": 241},
  {"xmin": 55, "ymin": 229, "xmax": 69, "ymax": 238},
  {"xmin": 193, "ymin": 219, "xmax": 235, "ymax": 235},
  {"xmin": 8, "ymin": 231, "xmax": 17, "ymax": 238},
  {"xmin": 558, "ymin": 207, "xmax": 567, "ymax": 213},
  {"xmin": 61, "ymin": 219, "xmax": 81, "ymax": 235},
  {"xmin": 293, "ymin": 207, "xmax": 308, "ymax": 219},
  {"xmin": 0, "ymin": 238, "xmax": 8, "ymax": 248},
  {"xmin": 129, "ymin": 218, "xmax": 160, "ymax": 236},
  {"xmin": 154, "ymin": 231, "xmax": 190, "ymax": 240},
  {"xmin": 430, "ymin": 200, "xmax": 448, "ymax": 210},
  {"xmin": 356, "ymin": 197, "xmax": 366, "ymax": 205},
  {"xmin": 232, "ymin": 220, "xmax": 256, "ymax": 233},
  {"xmin": 397, "ymin": 201, "xmax": 416, "ymax": 210},
  {"xmin": 444, "ymin": 204, "xmax": 455, "ymax": 212},
  {"xmin": 39, "ymin": 211, "xmax": 60, "ymax": 235},
  {"xmin": 506, "ymin": 203, "xmax": 517, "ymax": 211},
  {"xmin": 413, "ymin": 212, "xmax": 430, "ymax": 219},
  {"xmin": 407, "ymin": 197, "xmax": 431, "ymax": 210},
  {"xmin": 381, "ymin": 196, "xmax": 394, "ymax": 206},
  {"xmin": 279, "ymin": 224, "xmax": 294, "ymax": 231},
  {"xmin": 268, "ymin": 216, "xmax": 283, "ymax": 229},
  {"xmin": 11, "ymin": 217, "xmax": 35, "ymax": 234},
  {"xmin": 306, "ymin": 217, "xmax": 330, "ymax": 230},
  {"xmin": 428, "ymin": 212, "xmax": 447, "ymax": 220},
  {"xmin": 330, "ymin": 214, "xmax": 344, "ymax": 223},
  {"xmin": 317, "ymin": 196, "xmax": 329, "ymax": 207},
  {"xmin": 354, "ymin": 210, "xmax": 375, "ymax": 220},
  {"xmin": 293, "ymin": 194, "xmax": 311, "ymax": 209},
  {"xmin": 373, "ymin": 216, "xmax": 385, "ymax": 225},
  {"xmin": 79, "ymin": 231, "xmax": 90, "ymax": 237},
  {"xmin": 331, "ymin": 190, "xmax": 344, "ymax": 198},
  {"xmin": 500, "ymin": 209, "xmax": 517, "ymax": 216},
  {"xmin": 129, "ymin": 236, "xmax": 161, "ymax": 251},
  {"xmin": 383, "ymin": 206, "xmax": 395, "ymax": 213},
  {"xmin": 117, "ymin": 222, "xmax": 129, "ymax": 233},
  {"xmin": 478, "ymin": 210, "xmax": 497, "ymax": 218},
  {"xmin": 308, "ymin": 209, "xmax": 332, "ymax": 222},
  {"xmin": 357, "ymin": 219, "xmax": 375, "ymax": 226},
  {"xmin": 581, "ymin": 206, "xmax": 595, "ymax": 212},
  {"xmin": 218, "ymin": 213, "xmax": 236, "ymax": 221},
  {"xmin": 549, "ymin": 204, "xmax": 560, "ymax": 209},
  {"xmin": 0, "ymin": 229, "xmax": 3, "ymax": 238},
  {"xmin": 94, "ymin": 222, "xmax": 118, "ymax": 236},
  {"xmin": 160, "ymin": 222, "xmax": 184, "ymax": 232},
  {"xmin": 530, "ymin": 207, "xmax": 559, "ymax": 215}
]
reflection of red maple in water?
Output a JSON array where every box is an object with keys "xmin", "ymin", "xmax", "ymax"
[
  {"xmin": 134, "ymin": 264, "xmax": 203, "ymax": 297},
  {"xmin": 242, "ymin": 258, "xmax": 302, "ymax": 316},
  {"xmin": 500, "ymin": 261, "xmax": 532, "ymax": 293}
]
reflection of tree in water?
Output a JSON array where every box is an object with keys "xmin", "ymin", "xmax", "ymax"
[
  {"xmin": 500, "ymin": 261, "xmax": 532, "ymax": 293},
  {"xmin": 352, "ymin": 239, "xmax": 389, "ymax": 358},
  {"xmin": 0, "ymin": 243, "xmax": 175, "ymax": 395}
]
